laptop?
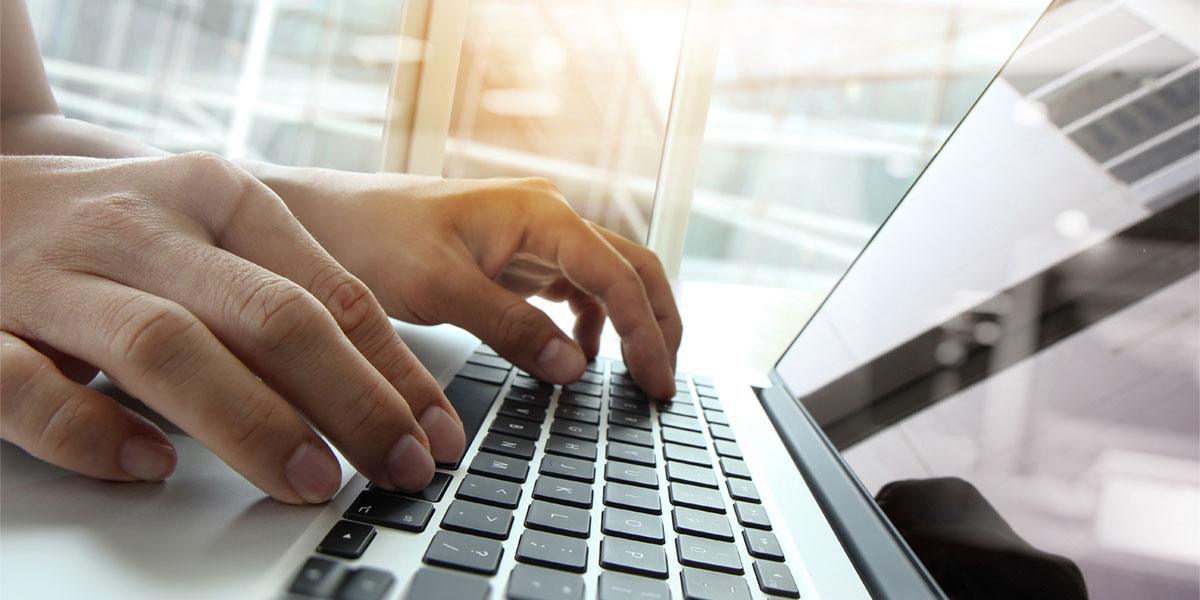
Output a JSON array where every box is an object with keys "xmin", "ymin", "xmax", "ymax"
[{"xmin": 2, "ymin": 0, "xmax": 1196, "ymax": 598}]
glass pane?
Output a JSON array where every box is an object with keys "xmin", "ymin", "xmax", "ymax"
[
  {"xmin": 28, "ymin": 0, "xmax": 404, "ymax": 171},
  {"xmin": 444, "ymin": 0, "xmax": 687, "ymax": 243}
]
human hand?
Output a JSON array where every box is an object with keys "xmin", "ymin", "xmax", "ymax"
[
  {"xmin": 281, "ymin": 173, "xmax": 682, "ymax": 400},
  {"xmin": 0, "ymin": 153, "xmax": 465, "ymax": 503}
]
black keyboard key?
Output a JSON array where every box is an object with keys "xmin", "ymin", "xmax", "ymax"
[
  {"xmin": 713, "ymin": 440, "xmax": 742, "ymax": 459},
  {"xmin": 604, "ymin": 462, "xmax": 658, "ymax": 488},
  {"xmin": 585, "ymin": 359, "xmax": 606, "ymax": 374},
  {"xmin": 516, "ymin": 530, "xmax": 588, "ymax": 572},
  {"xmin": 734, "ymin": 502, "xmax": 771, "ymax": 530},
  {"xmin": 672, "ymin": 507, "xmax": 733, "ymax": 541},
  {"xmin": 533, "ymin": 476, "xmax": 593, "ymax": 509},
  {"xmin": 564, "ymin": 381, "xmax": 603, "ymax": 397},
  {"xmin": 661, "ymin": 427, "xmax": 706, "ymax": 449},
  {"xmin": 607, "ymin": 425, "xmax": 653, "ymax": 448},
  {"xmin": 441, "ymin": 499, "xmax": 514, "ymax": 539},
  {"xmin": 459, "ymin": 363, "xmax": 509, "ymax": 385},
  {"xmin": 658, "ymin": 400, "xmax": 697, "ymax": 417},
  {"xmin": 336, "ymin": 568, "xmax": 394, "ymax": 600},
  {"xmin": 609, "ymin": 362, "xmax": 629, "ymax": 376},
  {"xmin": 676, "ymin": 534, "xmax": 743, "ymax": 574},
  {"xmin": 668, "ymin": 482, "xmax": 725, "ymax": 513},
  {"xmin": 743, "ymin": 530, "xmax": 784, "ymax": 561},
  {"xmin": 540, "ymin": 455, "xmax": 596, "ymax": 483},
  {"xmin": 703, "ymin": 410, "xmax": 729, "ymax": 426},
  {"xmin": 476, "ymin": 345, "xmax": 499, "ymax": 355},
  {"xmin": 368, "ymin": 471, "xmax": 453, "ymax": 503},
  {"xmin": 606, "ymin": 441, "xmax": 655, "ymax": 466},
  {"xmin": 499, "ymin": 400, "xmax": 548, "ymax": 423},
  {"xmin": 698, "ymin": 397, "xmax": 723, "ymax": 412},
  {"xmin": 490, "ymin": 415, "xmax": 542, "ymax": 440},
  {"xmin": 403, "ymin": 567, "xmax": 490, "ymax": 600},
  {"xmin": 753, "ymin": 560, "xmax": 800, "ymax": 598},
  {"xmin": 545, "ymin": 435, "xmax": 598, "ymax": 461},
  {"xmin": 525, "ymin": 499, "xmax": 591, "ymax": 538},
  {"xmin": 599, "ymin": 536, "xmax": 669, "ymax": 579},
  {"xmin": 423, "ymin": 530, "xmax": 504, "ymax": 575},
  {"xmin": 550, "ymin": 419, "xmax": 600, "ymax": 442},
  {"xmin": 608, "ymin": 410, "xmax": 652, "ymax": 431},
  {"xmin": 578, "ymin": 370, "xmax": 604, "ymax": 385},
  {"xmin": 719, "ymin": 457, "xmax": 752, "ymax": 480},
  {"xmin": 289, "ymin": 556, "xmax": 346, "ymax": 597},
  {"xmin": 663, "ymin": 443, "xmax": 712, "ymax": 467},
  {"xmin": 659, "ymin": 413, "xmax": 702, "ymax": 433},
  {"xmin": 708, "ymin": 424, "xmax": 736, "ymax": 441},
  {"xmin": 604, "ymin": 482, "xmax": 661, "ymax": 514},
  {"xmin": 608, "ymin": 397, "xmax": 649, "ymax": 416},
  {"xmin": 679, "ymin": 567, "xmax": 751, "ymax": 600},
  {"xmin": 468, "ymin": 451, "xmax": 529, "ymax": 483},
  {"xmin": 466, "ymin": 353, "xmax": 511, "ymax": 370},
  {"xmin": 456, "ymin": 474, "xmax": 522, "ymax": 508},
  {"xmin": 609, "ymin": 385, "xmax": 647, "ymax": 402},
  {"xmin": 444, "ymin": 377, "xmax": 503, "ymax": 451},
  {"xmin": 480, "ymin": 432, "xmax": 536, "ymax": 460},
  {"xmin": 666, "ymin": 461, "xmax": 718, "ymax": 489},
  {"xmin": 507, "ymin": 564, "xmax": 586, "ymax": 600},
  {"xmin": 559, "ymin": 392, "xmax": 601, "ymax": 411},
  {"xmin": 554, "ymin": 404, "xmax": 601, "ymax": 425},
  {"xmin": 512, "ymin": 376, "xmax": 555, "ymax": 395},
  {"xmin": 598, "ymin": 571, "xmax": 670, "ymax": 600},
  {"xmin": 345, "ymin": 491, "xmax": 434, "ymax": 532},
  {"xmin": 601, "ymin": 507, "xmax": 665, "ymax": 544},
  {"xmin": 506, "ymin": 387, "xmax": 552, "ymax": 408},
  {"xmin": 317, "ymin": 520, "xmax": 376, "ymax": 559},
  {"xmin": 726, "ymin": 478, "xmax": 760, "ymax": 503}
]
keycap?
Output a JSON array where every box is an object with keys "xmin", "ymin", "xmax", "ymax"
[
  {"xmin": 607, "ymin": 425, "xmax": 653, "ymax": 448},
  {"xmin": 506, "ymin": 387, "xmax": 552, "ymax": 408},
  {"xmin": 550, "ymin": 419, "xmax": 600, "ymax": 442},
  {"xmin": 368, "ymin": 471, "xmax": 453, "ymax": 503},
  {"xmin": 533, "ymin": 475, "xmax": 593, "ymax": 509},
  {"xmin": 659, "ymin": 413, "xmax": 702, "ymax": 433},
  {"xmin": 672, "ymin": 507, "xmax": 733, "ymax": 542},
  {"xmin": 336, "ymin": 568, "xmax": 394, "ymax": 600},
  {"xmin": 545, "ymin": 435, "xmax": 598, "ymax": 461},
  {"xmin": 665, "ymin": 461, "xmax": 717, "ymax": 489},
  {"xmin": 512, "ymin": 376, "xmax": 555, "ymax": 394},
  {"xmin": 734, "ymin": 502, "xmax": 771, "ymax": 530},
  {"xmin": 317, "ymin": 520, "xmax": 376, "ymax": 559},
  {"xmin": 456, "ymin": 474, "xmax": 522, "ymax": 509},
  {"xmin": 604, "ymin": 462, "xmax": 658, "ymax": 488},
  {"xmin": 698, "ymin": 397, "xmax": 723, "ymax": 412},
  {"xmin": 661, "ymin": 427, "xmax": 706, "ymax": 449},
  {"xmin": 604, "ymin": 482, "xmax": 662, "ymax": 515},
  {"xmin": 468, "ymin": 451, "xmax": 529, "ymax": 483},
  {"xmin": 507, "ymin": 564, "xmax": 586, "ymax": 600},
  {"xmin": 554, "ymin": 404, "xmax": 601, "ymax": 425},
  {"xmin": 540, "ymin": 455, "xmax": 596, "ymax": 483},
  {"xmin": 713, "ymin": 440, "xmax": 742, "ymax": 459},
  {"xmin": 480, "ymin": 432, "xmax": 536, "ymax": 460},
  {"xmin": 609, "ymin": 362, "xmax": 629, "ymax": 376},
  {"xmin": 477, "ymin": 345, "xmax": 499, "ymax": 355},
  {"xmin": 441, "ymin": 499, "xmax": 514, "ymax": 540},
  {"xmin": 444, "ymin": 377, "xmax": 503, "ymax": 452},
  {"xmin": 726, "ymin": 478, "xmax": 760, "ymax": 503},
  {"xmin": 467, "ymin": 353, "xmax": 511, "ymax": 370},
  {"xmin": 753, "ymin": 560, "xmax": 800, "ymax": 598},
  {"xmin": 601, "ymin": 505, "xmax": 667, "ymax": 544},
  {"xmin": 609, "ymin": 386, "xmax": 647, "ymax": 402},
  {"xmin": 743, "ymin": 530, "xmax": 784, "ymax": 561},
  {"xmin": 345, "ymin": 491, "xmax": 434, "ymax": 532},
  {"xmin": 676, "ymin": 534, "xmax": 743, "ymax": 574},
  {"xmin": 695, "ymin": 384, "xmax": 718, "ymax": 398},
  {"xmin": 423, "ymin": 530, "xmax": 504, "ymax": 575},
  {"xmin": 525, "ymin": 499, "xmax": 591, "ymax": 538},
  {"xmin": 691, "ymin": 375, "xmax": 713, "ymax": 386},
  {"xmin": 499, "ymin": 400, "xmax": 548, "ymax": 423},
  {"xmin": 719, "ymin": 458, "xmax": 751, "ymax": 479},
  {"xmin": 403, "ymin": 567, "xmax": 490, "ymax": 600},
  {"xmin": 490, "ymin": 415, "xmax": 542, "ymax": 440},
  {"xmin": 679, "ymin": 567, "xmax": 751, "ymax": 600},
  {"xmin": 659, "ymin": 401, "xmax": 697, "ymax": 418},
  {"xmin": 668, "ymin": 482, "xmax": 725, "ymax": 513},
  {"xmin": 559, "ymin": 392, "xmax": 602, "ymax": 411},
  {"xmin": 599, "ymin": 536, "xmax": 669, "ymax": 578},
  {"xmin": 585, "ymin": 359, "xmax": 606, "ymax": 374},
  {"xmin": 289, "ymin": 556, "xmax": 346, "ymax": 597},
  {"xmin": 564, "ymin": 381, "xmax": 603, "ymax": 397},
  {"xmin": 598, "ymin": 571, "xmax": 670, "ymax": 600},
  {"xmin": 608, "ymin": 410, "xmax": 651, "ymax": 431},
  {"xmin": 578, "ymin": 371, "xmax": 604, "ymax": 385},
  {"xmin": 703, "ymin": 410, "xmax": 729, "ymax": 426},
  {"xmin": 708, "ymin": 424, "xmax": 736, "ymax": 441},
  {"xmin": 608, "ymin": 397, "xmax": 649, "ymax": 416},
  {"xmin": 606, "ymin": 441, "xmax": 655, "ymax": 466},
  {"xmin": 663, "ymin": 443, "xmax": 712, "ymax": 467},
  {"xmin": 459, "ymin": 363, "xmax": 510, "ymax": 385},
  {"xmin": 516, "ymin": 530, "xmax": 589, "ymax": 572}
]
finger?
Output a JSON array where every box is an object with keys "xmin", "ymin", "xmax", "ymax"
[
  {"xmin": 6, "ymin": 275, "xmax": 341, "ymax": 504},
  {"xmin": 540, "ymin": 279, "xmax": 606, "ymax": 359},
  {"xmin": 0, "ymin": 331, "xmax": 176, "ymax": 482}
]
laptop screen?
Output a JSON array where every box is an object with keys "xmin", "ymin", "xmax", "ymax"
[{"xmin": 772, "ymin": 0, "xmax": 1199, "ymax": 597}]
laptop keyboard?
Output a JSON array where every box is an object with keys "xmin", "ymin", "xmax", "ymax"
[{"xmin": 286, "ymin": 347, "xmax": 800, "ymax": 600}]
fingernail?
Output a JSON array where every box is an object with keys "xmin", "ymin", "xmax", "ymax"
[
  {"xmin": 119, "ymin": 436, "xmax": 175, "ymax": 481},
  {"xmin": 387, "ymin": 434, "xmax": 435, "ymax": 491},
  {"xmin": 285, "ymin": 442, "xmax": 340, "ymax": 503},
  {"xmin": 419, "ymin": 406, "xmax": 465, "ymax": 464},
  {"xmin": 537, "ymin": 337, "xmax": 585, "ymax": 382}
]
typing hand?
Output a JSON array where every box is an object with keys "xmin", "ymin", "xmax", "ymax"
[
  {"xmin": 282, "ymin": 173, "xmax": 682, "ymax": 400},
  {"xmin": 0, "ymin": 153, "xmax": 465, "ymax": 503}
]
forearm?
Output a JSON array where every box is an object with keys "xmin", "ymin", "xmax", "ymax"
[{"xmin": 0, "ymin": 113, "xmax": 168, "ymax": 158}]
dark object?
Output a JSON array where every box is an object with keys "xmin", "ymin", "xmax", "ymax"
[{"xmin": 316, "ymin": 520, "xmax": 376, "ymax": 559}]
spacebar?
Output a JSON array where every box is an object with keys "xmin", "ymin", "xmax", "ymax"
[{"xmin": 443, "ymin": 376, "xmax": 502, "ymax": 451}]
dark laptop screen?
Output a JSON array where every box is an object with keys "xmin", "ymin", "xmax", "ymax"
[{"xmin": 774, "ymin": 1, "xmax": 1199, "ymax": 598}]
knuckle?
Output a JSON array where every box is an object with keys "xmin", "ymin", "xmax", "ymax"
[
  {"xmin": 70, "ymin": 193, "xmax": 154, "ymax": 238},
  {"xmin": 341, "ymin": 378, "xmax": 391, "ymax": 441},
  {"xmin": 108, "ymin": 297, "xmax": 204, "ymax": 384},
  {"xmin": 0, "ymin": 340, "xmax": 47, "ymax": 400},
  {"xmin": 312, "ymin": 266, "xmax": 384, "ymax": 342},
  {"xmin": 225, "ymin": 391, "xmax": 280, "ymax": 452},
  {"xmin": 32, "ymin": 391, "xmax": 94, "ymax": 459},
  {"xmin": 492, "ymin": 300, "xmax": 543, "ymax": 348},
  {"xmin": 238, "ymin": 278, "xmax": 323, "ymax": 360}
]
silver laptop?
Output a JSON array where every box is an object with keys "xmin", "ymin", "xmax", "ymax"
[{"xmin": 2, "ymin": 1, "xmax": 1196, "ymax": 598}]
